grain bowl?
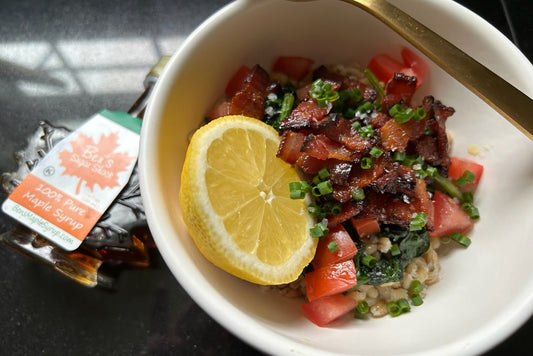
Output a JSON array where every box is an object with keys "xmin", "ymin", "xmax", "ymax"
[{"xmin": 139, "ymin": 0, "xmax": 533, "ymax": 355}]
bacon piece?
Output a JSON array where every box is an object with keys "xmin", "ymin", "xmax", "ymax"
[
  {"xmin": 279, "ymin": 100, "xmax": 329, "ymax": 132},
  {"xmin": 229, "ymin": 65, "xmax": 270, "ymax": 119},
  {"xmin": 385, "ymin": 72, "xmax": 418, "ymax": 105},
  {"xmin": 380, "ymin": 118, "xmax": 409, "ymax": 152},
  {"xmin": 301, "ymin": 134, "xmax": 354, "ymax": 161},
  {"xmin": 318, "ymin": 115, "xmax": 372, "ymax": 153},
  {"xmin": 356, "ymin": 178, "xmax": 434, "ymax": 229},
  {"xmin": 370, "ymin": 162, "xmax": 416, "ymax": 196},
  {"xmin": 420, "ymin": 96, "xmax": 454, "ymax": 170},
  {"xmin": 276, "ymin": 130, "xmax": 306, "ymax": 164},
  {"xmin": 346, "ymin": 155, "xmax": 386, "ymax": 189},
  {"xmin": 326, "ymin": 202, "xmax": 364, "ymax": 228}
]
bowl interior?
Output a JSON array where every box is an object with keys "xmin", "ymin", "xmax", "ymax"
[{"xmin": 140, "ymin": 0, "xmax": 533, "ymax": 355}]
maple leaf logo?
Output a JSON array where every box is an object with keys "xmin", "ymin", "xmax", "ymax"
[{"xmin": 58, "ymin": 132, "xmax": 135, "ymax": 195}]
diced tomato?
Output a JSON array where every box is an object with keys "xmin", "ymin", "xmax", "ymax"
[
  {"xmin": 430, "ymin": 191, "xmax": 473, "ymax": 237},
  {"xmin": 350, "ymin": 218, "xmax": 380, "ymax": 238},
  {"xmin": 272, "ymin": 56, "xmax": 314, "ymax": 81},
  {"xmin": 367, "ymin": 48, "xmax": 428, "ymax": 88},
  {"xmin": 401, "ymin": 47, "xmax": 429, "ymax": 85},
  {"xmin": 312, "ymin": 225, "xmax": 358, "ymax": 269},
  {"xmin": 224, "ymin": 65, "xmax": 250, "ymax": 98},
  {"xmin": 367, "ymin": 54, "xmax": 405, "ymax": 84},
  {"xmin": 206, "ymin": 101, "xmax": 230, "ymax": 121},
  {"xmin": 447, "ymin": 157, "xmax": 484, "ymax": 192},
  {"xmin": 301, "ymin": 294, "xmax": 358, "ymax": 327},
  {"xmin": 305, "ymin": 260, "xmax": 357, "ymax": 302}
]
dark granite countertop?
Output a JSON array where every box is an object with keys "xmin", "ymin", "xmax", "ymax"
[{"xmin": 1, "ymin": 1, "xmax": 531, "ymax": 355}]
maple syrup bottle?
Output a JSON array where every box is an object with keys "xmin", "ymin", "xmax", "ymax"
[{"xmin": 0, "ymin": 56, "xmax": 169, "ymax": 288}]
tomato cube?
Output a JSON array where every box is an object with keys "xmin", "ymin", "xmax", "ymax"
[
  {"xmin": 301, "ymin": 294, "xmax": 358, "ymax": 327},
  {"xmin": 312, "ymin": 225, "xmax": 358, "ymax": 269},
  {"xmin": 447, "ymin": 157, "xmax": 484, "ymax": 192},
  {"xmin": 272, "ymin": 56, "xmax": 314, "ymax": 81},
  {"xmin": 430, "ymin": 191, "xmax": 473, "ymax": 237},
  {"xmin": 305, "ymin": 260, "xmax": 357, "ymax": 302}
]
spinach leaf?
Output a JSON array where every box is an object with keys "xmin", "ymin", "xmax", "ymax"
[{"xmin": 353, "ymin": 227, "xmax": 430, "ymax": 286}]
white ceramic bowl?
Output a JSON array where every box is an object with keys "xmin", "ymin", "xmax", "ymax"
[{"xmin": 139, "ymin": 0, "xmax": 533, "ymax": 355}]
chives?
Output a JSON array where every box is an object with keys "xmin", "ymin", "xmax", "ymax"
[
  {"xmin": 364, "ymin": 68, "xmax": 385, "ymax": 99},
  {"xmin": 390, "ymin": 243, "xmax": 401, "ymax": 256},
  {"xmin": 450, "ymin": 231, "xmax": 471, "ymax": 247},
  {"xmin": 409, "ymin": 212, "xmax": 428, "ymax": 231},
  {"xmin": 310, "ymin": 222, "xmax": 329, "ymax": 239},
  {"xmin": 409, "ymin": 280, "xmax": 423, "ymax": 295},
  {"xmin": 393, "ymin": 151, "xmax": 406, "ymax": 162},
  {"xmin": 351, "ymin": 188, "xmax": 365, "ymax": 201},
  {"xmin": 288, "ymin": 181, "xmax": 310, "ymax": 199},
  {"xmin": 369, "ymin": 146, "xmax": 384, "ymax": 158},
  {"xmin": 397, "ymin": 298, "xmax": 411, "ymax": 314},
  {"xmin": 361, "ymin": 254, "xmax": 377, "ymax": 268},
  {"xmin": 309, "ymin": 78, "xmax": 340, "ymax": 108},
  {"xmin": 327, "ymin": 241, "xmax": 339, "ymax": 253},
  {"xmin": 312, "ymin": 180, "xmax": 333, "ymax": 196},
  {"xmin": 410, "ymin": 294, "xmax": 424, "ymax": 306},
  {"xmin": 361, "ymin": 157, "xmax": 373, "ymax": 169},
  {"xmin": 387, "ymin": 301, "xmax": 401, "ymax": 317},
  {"xmin": 462, "ymin": 202, "xmax": 480, "ymax": 219},
  {"xmin": 354, "ymin": 300, "xmax": 370, "ymax": 319},
  {"xmin": 456, "ymin": 170, "xmax": 476, "ymax": 187}
]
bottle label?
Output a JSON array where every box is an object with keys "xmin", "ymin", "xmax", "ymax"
[{"xmin": 2, "ymin": 110, "xmax": 142, "ymax": 251}]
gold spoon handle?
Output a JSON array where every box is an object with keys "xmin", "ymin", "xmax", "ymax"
[{"xmin": 340, "ymin": 0, "xmax": 533, "ymax": 140}]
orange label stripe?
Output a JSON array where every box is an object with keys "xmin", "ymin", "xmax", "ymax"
[{"xmin": 9, "ymin": 174, "xmax": 101, "ymax": 240}]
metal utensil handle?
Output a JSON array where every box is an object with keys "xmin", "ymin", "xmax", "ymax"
[{"xmin": 343, "ymin": 0, "xmax": 533, "ymax": 140}]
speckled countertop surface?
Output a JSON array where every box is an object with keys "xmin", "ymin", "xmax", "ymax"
[{"xmin": 1, "ymin": 1, "xmax": 531, "ymax": 355}]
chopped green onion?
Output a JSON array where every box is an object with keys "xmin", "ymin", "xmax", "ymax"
[
  {"xmin": 409, "ymin": 212, "xmax": 428, "ymax": 231},
  {"xmin": 410, "ymin": 294, "xmax": 424, "ymax": 306},
  {"xmin": 462, "ymin": 191, "xmax": 474, "ymax": 204},
  {"xmin": 450, "ymin": 231, "xmax": 471, "ymax": 247},
  {"xmin": 364, "ymin": 68, "xmax": 385, "ymax": 99},
  {"xmin": 361, "ymin": 254, "xmax": 377, "ymax": 268},
  {"xmin": 389, "ymin": 103, "xmax": 426, "ymax": 123},
  {"xmin": 312, "ymin": 180, "xmax": 333, "ymax": 196},
  {"xmin": 279, "ymin": 92, "xmax": 295, "ymax": 121},
  {"xmin": 440, "ymin": 235, "xmax": 452, "ymax": 245},
  {"xmin": 456, "ymin": 170, "xmax": 476, "ymax": 187},
  {"xmin": 409, "ymin": 280, "xmax": 424, "ymax": 295},
  {"xmin": 355, "ymin": 101, "xmax": 374, "ymax": 116},
  {"xmin": 322, "ymin": 202, "xmax": 342, "ymax": 215},
  {"xmin": 390, "ymin": 243, "xmax": 401, "ymax": 256},
  {"xmin": 310, "ymin": 222, "xmax": 329, "ymax": 239},
  {"xmin": 327, "ymin": 241, "xmax": 339, "ymax": 253},
  {"xmin": 393, "ymin": 151, "xmax": 406, "ymax": 162},
  {"xmin": 462, "ymin": 202, "xmax": 480, "ymax": 219},
  {"xmin": 358, "ymin": 124, "xmax": 375, "ymax": 139},
  {"xmin": 288, "ymin": 181, "xmax": 310, "ymax": 199},
  {"xmin": 317, "ymin": 167, "xmax": 331, "ymax": 181},
  {"xmin": 351, "ymin": 121, "xmax": 362, "ymax": 130},
  {"xmin": 432, "ymin": 172, "xmax": 464, "ymax": 201},
  {"xmin": 413, "ymin": 107, "xmax": 426, "ymax": 121},
  {"xmin": 351, "ymin": 188, "xmax": 366, "ymax": 201},
  {"xmin": 354, "ymin": 300, "xmax": 370, "ymax": 319},
  {"xmin": 387, "ymin": 301, "xmax": 401, "ymax": 317},
  {"xmin": 397, "ymin": 298, "xmax": 411, "ymax": 314},
  {"xmin": 361, "ymin": 157, "xmax": 373, "ymax": 169},
  {"xmin": 369, "ymin": 146, "xmax": 384, "ymax": 158},
  {"xmin": 309, "ymin": 78, "xmax": 340, "ymax": 107}
]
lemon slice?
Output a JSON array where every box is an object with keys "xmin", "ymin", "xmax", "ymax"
[{"xmin": 180, "ymin": 115, "xmax": 317, "ymax": 285}]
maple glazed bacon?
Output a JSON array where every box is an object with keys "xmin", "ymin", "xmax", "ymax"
[{"xmin": 199, "ymin": 51, "xmax": 483, "ymax": 326}]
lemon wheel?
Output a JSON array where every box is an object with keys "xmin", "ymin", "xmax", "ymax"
[{"xmin": 179, "ymin": 115, "xmax": 317, "ymax": 285}]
